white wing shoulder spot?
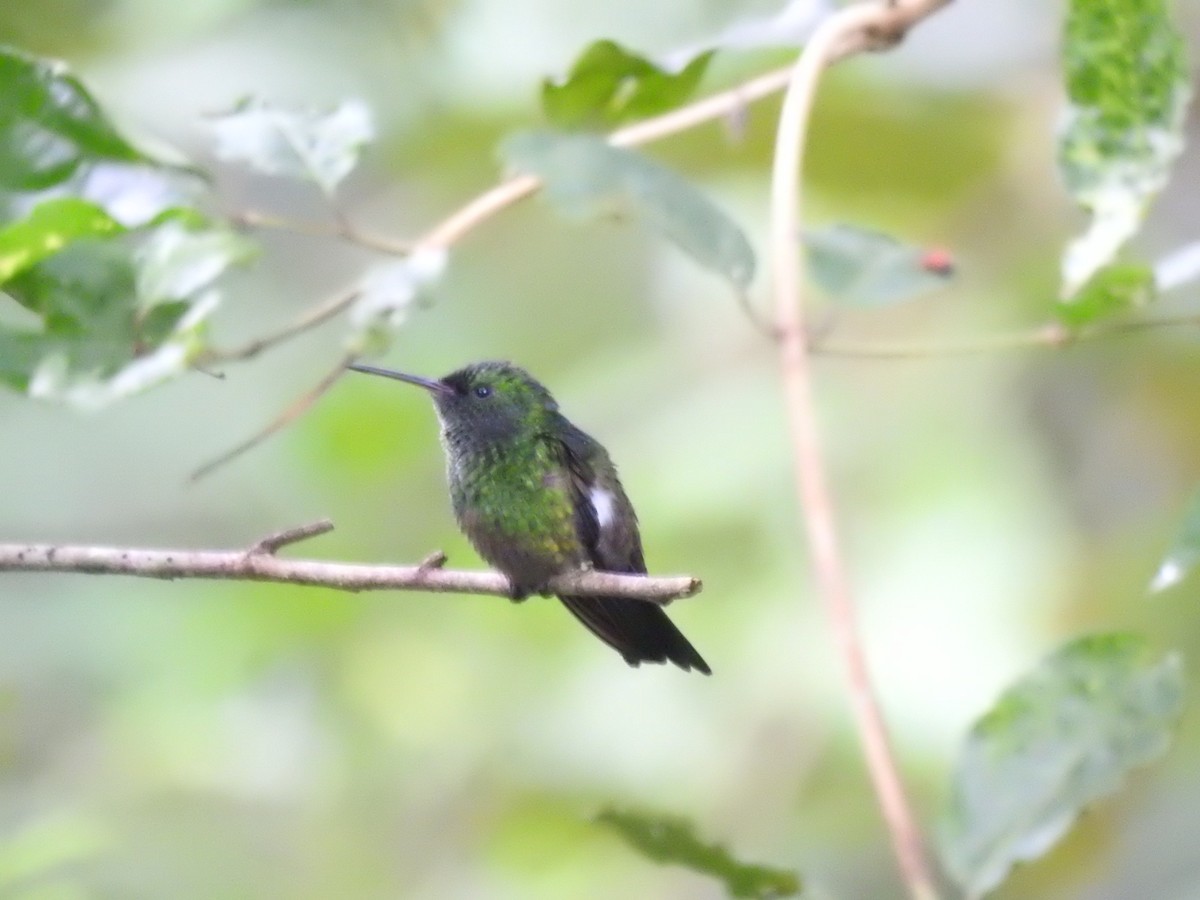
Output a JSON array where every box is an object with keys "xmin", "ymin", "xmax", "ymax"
[{"xmin": 589, "ymin": 487, "xmax": 616, "ymax": 530}]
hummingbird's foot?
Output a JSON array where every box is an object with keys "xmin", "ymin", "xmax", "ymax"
[
  {"xmin": 506, "ymin": 582, "xmax": 533, "ymax": 603},
  {"xmin": 507, "ymin": 577, "xmax": 558, "ymax": 601}
]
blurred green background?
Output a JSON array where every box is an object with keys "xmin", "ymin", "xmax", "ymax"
[{"xmin": 2, "ymin": 0, "xmax": 1200, "ymax": 897}]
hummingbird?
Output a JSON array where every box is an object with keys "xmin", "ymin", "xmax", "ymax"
[{"xmin": 348, "ymin": 360, "xmax": 711, "ymax": 674}]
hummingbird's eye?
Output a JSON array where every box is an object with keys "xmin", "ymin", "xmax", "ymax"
[{"xmin": 473, "ymin": 385, "xmax": 493, "ymax": 399}]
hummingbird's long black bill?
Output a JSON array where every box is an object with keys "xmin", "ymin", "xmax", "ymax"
[{"xmin": 347, "ymin": 363, "xmax": 454, "ymax": 394}]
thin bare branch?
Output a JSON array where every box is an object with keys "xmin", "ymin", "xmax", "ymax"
[
  {"xmin": 207, "ymin": 288, "xmax": 363, "ymax": 363},
  {"xmin": 812, "ymin": 313, "xmax": 1200, "ymax": 360},
  {"xmin": 232, "ymin": 209, "xmax": 411, "ymax": 256},
  {"xmin": 247, "ymin": 518, "xmax": 335, "ymax": 555},
  {"xmin": 769, "ymin": 2, "xmax": 954, "ymax": 899},
  {"xmin": 417, "ymin": 550, "xmax": 448, "ymax": 571},
  {"xmin": 0, "ymin": 533, "xmax": 701, "ymax": 604},
  {"xmin": 190, "ymin": 353, "xmax": 355, "ymax": 482},
  {"xmin": 225, "ymin": 302, "xmax": 352, "ymax": 360}
]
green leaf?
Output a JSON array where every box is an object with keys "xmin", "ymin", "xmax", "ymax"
[
  {"xmin": 1058, "ymin": 0, "xmax": 1191, "ymax": 298},
  {"xmin": 543, "ymin": 5, "xmax": 829, "ymax": 130},
  {"xmin": 1150, "ymin": 487, "xmax": 1200, "ymax": 592},
  {"xmin": 543, "ymin": 41, "xmax": 713, "ymax": 130},
  {"xmin": 0, "ymin": 198, "xmax": 123, "ymax": 281},
  {"xmin": 0, "ymin": 330, "xmax": 54, "ymax": 391},
  {"xmin": 0, "ymin": 46, "xmax": 154, "ymax": 192},
  {"xmin": 2, "ymin": 238, "xmax": 142, "ymax": 391},
  {"xmin": 597, "ymin": 809, "xmax": 800, "ymax": 899},
  {"xmin": 940, "ymin": 633, "xmax": 1184, "ymax": 898},
  {"xmin": 1055, "ymin": 261, "xmax": 1155, "ymax": 328},
  {"xmin": 1, "ymin": 221, "xmax": 248, "ymax": 406},
  {"xmin": 136, "ymin": 300, "xmax": 192, "ymax": 346},
  {"xmin": 804, "ymin": 224, "xmax": 954, "ymax": 308},
  {"xmin": 500, "ymin": 130, "xmax": 755, "ymax": 290},
  {"xmin": 0, "ymin": 48, "xmax": 243, "ymax": 408},
  {"xmin": 211, "ymin": 98, "xmax": 374, "ymax": 196}
]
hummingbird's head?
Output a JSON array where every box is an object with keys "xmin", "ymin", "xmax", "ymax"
[{"xmin": 348, "ymin": 360, "xmax": 559, "ymax": 446}]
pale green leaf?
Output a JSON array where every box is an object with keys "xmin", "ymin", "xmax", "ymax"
[
  {"xmin": 805, "ymin": 223, "xmax": 953, "ymax": 308},
  {"xmin": 940, "ymin": 633, "xmax": 1184, "ymax": 898},
  {"xmin": 347, "ymin": 247, "xmax": 447, "ymax": 354},
  {"xmin": 1059, "ymin": 0, "xmax": 1191, "ymax": 298},
  {"xmin": 135, "ymin": 221, "xmax": 257, "ymax": 310},
  {"xmin": 500, "ymin": 130, "xmax": 755, "ymax": 290},
  {"xmin": 211, "ymin": 98, "xmax": 374, "ymax": 196}
]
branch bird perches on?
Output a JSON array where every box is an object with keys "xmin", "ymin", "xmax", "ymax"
[{"xmin": 0, "ymin": 519, "xmax": 701, "ymax": 604}]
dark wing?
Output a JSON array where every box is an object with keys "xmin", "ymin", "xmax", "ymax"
[
  {"xmin": 551, "ymin": 419, "xmax": 710, "ymax": 675},
  {"xmin": 555, "ymin": 420, "xmax": 644, "ymax": 572}
]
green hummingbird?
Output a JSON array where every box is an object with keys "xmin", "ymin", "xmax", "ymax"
[{"xmin": 348, "ymin": 360, "xmax": 710, "ymax": 674}]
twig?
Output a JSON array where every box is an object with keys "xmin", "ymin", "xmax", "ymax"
[
  {"xmin": 769, "ymin": 2, "xmax": 953, "ymax": 899},
  {"xmin": 190, "ymin": 353, "xmax": 355, "ymax": 482},
  {"xmin": 231, "ymin": 209, "xmax": 411, "ymax": 256},
  {"xmin": 206, "ymin": 288, "xmax": 363, "ymax": 362},
  {"xmin": 246, "ymin": 518, "xmax": 335, "ymax": 555},
  {"xmin": 812, "ymin": 313, "xmax": 1200, "ymax": 360},
  {"xmin": 417, "ymin": 550, "xmax": 448, "ymax": 571},
  {"xmin": 612, "ymin": 67, "xmax": 795, "ymax": 149},
  {"xmin": 0, "ymin": 526, "xmax": 701, "ymax": 603},
  {"xmin": 813, "ymin": 323, "xmax": 1069, "ymax": 358}
]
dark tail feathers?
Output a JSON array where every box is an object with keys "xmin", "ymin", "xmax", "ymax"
[{"xmin": 558, "ymin": 595, "xmax": 711, "ymax": 675}]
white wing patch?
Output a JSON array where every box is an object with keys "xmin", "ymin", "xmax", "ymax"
[{"xmin": 589, "ymin": 487, "xmax": 616, "ymax": 529}]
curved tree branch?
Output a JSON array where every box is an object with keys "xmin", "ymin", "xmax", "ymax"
[
  {"xmin": 768, "ymin": 1, "xmax": 954, "ymax": 899},
  {"xmin": 0, "ymin": 520, "xmax": 701, "ymax": 604}
]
